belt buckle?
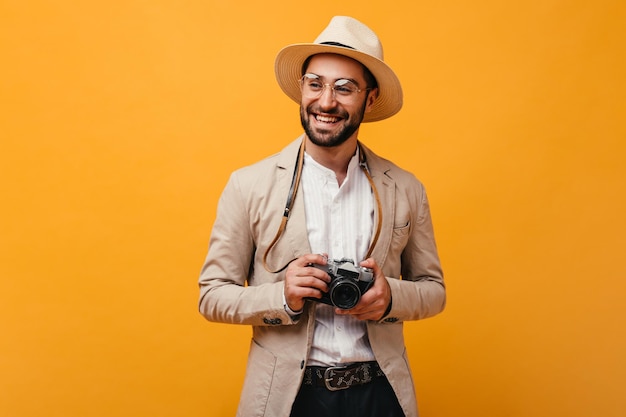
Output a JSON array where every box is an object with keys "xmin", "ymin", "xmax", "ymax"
[{"xmin": 323, "ymin": 365, "xmax": 350, "ymax": 391}]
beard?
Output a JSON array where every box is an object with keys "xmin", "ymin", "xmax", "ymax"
[{"xmin": 300, "ymin": 99, "xmax": 367, "ymax": 148}]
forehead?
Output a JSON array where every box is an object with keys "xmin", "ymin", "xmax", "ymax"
[{"xmin": 305, "ymin": 53, "xmax": 367, "ymax": 82}]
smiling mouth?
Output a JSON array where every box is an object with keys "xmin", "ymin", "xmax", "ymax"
[{"xmin": 314, "ymin": 114, "xmax": 341, "ymax": 124}]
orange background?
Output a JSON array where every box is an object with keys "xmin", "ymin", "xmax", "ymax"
[{"xmin": 1, "ymin": 1, "xmax": 625, "ymax": 416}]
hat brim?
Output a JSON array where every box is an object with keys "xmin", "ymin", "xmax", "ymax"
[{"xmin": 275, "ymin": 43, "xmax": 403, "ymax": 122}]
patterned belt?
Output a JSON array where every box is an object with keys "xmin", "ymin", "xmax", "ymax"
[{"xmin": 303, "ymin": 361, "xmax": 385, "ymax": 391}]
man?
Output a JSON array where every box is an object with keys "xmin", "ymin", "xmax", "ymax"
[{"xmin": 198, "ymin": 16, "xmax": 445, "ymax": 417}]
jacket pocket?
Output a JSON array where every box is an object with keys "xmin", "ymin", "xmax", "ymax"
[
  {"xmin": 393, "ymin": 220, "xmax": 410, "ymax": 235},
  {"xmin": 391, "ymin": 220, "xmax": 411, "ymax": 250}
]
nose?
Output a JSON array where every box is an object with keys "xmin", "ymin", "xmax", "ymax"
[{"xmin": 317, "ymin": 84, "xmax": 337, "ymax": 108}]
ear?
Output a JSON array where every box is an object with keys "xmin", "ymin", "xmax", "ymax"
[{"xmin": 364, "ymin": 88, "xmax": 379, "ymax": 113}]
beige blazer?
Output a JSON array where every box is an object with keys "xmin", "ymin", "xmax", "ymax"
[{"xmin": 199, "ymin": 136, "xmax": 445, "ymax": 417}]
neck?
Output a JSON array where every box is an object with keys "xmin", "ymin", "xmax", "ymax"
[{"xmin": 304, "ymin": 137, "xmax": 358, "ymax": 185}]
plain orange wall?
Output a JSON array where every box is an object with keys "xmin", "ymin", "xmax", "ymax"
[{"xmin": 1, "ymin": 1, "xmax": 624, "ymax": 416}]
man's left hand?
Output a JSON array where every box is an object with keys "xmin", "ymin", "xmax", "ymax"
[{"xmin": 334, "ymin": 257, "xmax": 391, "ymax": 321}]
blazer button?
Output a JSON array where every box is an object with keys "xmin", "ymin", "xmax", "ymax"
[
  {"xmin": 263, "ymin": 317, "xmax": 282, "ymax": 325},
  {"xmin": 383, "ymin": 317, "xmax": 399, "ymax": 323}
]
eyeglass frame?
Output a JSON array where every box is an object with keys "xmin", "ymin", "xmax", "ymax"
[{"xmin": 299, "ymin": 73, "xmax": 373, "ymax": 101}]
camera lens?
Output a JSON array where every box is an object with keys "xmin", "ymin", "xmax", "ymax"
[{"xmin": 329, "ymin": 279, "xmax": 360, "ymax": 309}]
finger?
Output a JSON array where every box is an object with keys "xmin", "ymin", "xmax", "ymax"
[
  {"xmin": 284, "ymin": 275, "xmax": 328, "ymax": 311},
  {"xmin": 359, "ymin": 257, "xmax": 379, "ymax": 271},
  {"xmin": 290, "ymin": 274, "xmax": 329, "ymax": 292},
  {"xmin": 287, "ymin": 283, "xmax": 325, "ymax": 300},
  {"xmin": 295, "ymin": 253, "xmax": 329, "ymax": 267},
  {"xmin": 284, "ymin": 272, "xmax": 329, "ymax": 307},
  {"xmin": 334, "ymin": 291, "xmax": 387, "ymax": 319}
]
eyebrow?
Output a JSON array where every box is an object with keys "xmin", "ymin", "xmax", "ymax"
[{"xmin": 305, "ymin": 73, "xmax": 361, "ymax": 86}]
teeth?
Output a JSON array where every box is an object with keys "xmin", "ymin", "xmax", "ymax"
[{"xmin": 316, "ymin": 115, "xmax": 339, "ymax": 123}]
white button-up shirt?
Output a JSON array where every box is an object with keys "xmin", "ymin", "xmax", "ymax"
[{"xmin": 301, "ymin": 149, "xmax": 376, "ymax": 366}]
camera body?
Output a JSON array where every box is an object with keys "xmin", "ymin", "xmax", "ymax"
[{"xmin": 308, "ymin": 258, "xmax": 374, "ymax": 310}]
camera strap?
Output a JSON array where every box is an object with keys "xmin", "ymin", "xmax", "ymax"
[
  {"xmin": 262, "ymin": 140, "xmax": 306, "ymax": 273},
  {"xmin": 360, "ymin": 151, "xmax": 383, "ymax": 261},
  {"xmin": 262, "ymin": 139, "xmax": 383, "ymax": 273}
]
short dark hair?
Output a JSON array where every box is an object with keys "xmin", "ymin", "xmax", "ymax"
[{"xmin": 301, "ymin": 54, "xmax": 378, "ymax": 89}]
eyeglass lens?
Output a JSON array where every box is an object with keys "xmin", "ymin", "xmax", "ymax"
[{"xmin": 301, "ymin": 74, "xmax": 361, "ymax": 97}]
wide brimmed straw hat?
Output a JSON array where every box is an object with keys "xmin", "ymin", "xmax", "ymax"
[{"xmin": 274, "ymin": 16, "xmax": 403, "ymax": 122}]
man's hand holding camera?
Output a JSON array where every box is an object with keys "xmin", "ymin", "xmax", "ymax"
[
  {"xmin": 335, "ymin": 257, "xmax": 392, "ymax": 321},
  {"xmin": 284, "ymin": 254, "xmax": 392, "ymax": 321},
  {"xmin": 284, "ymin": 254, "xmax": 330, "ymax": 313}
]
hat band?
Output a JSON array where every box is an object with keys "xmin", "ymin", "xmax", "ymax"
[{"xmin": 320, "ymin": 41, "xmax": 355, "ymax": 50}]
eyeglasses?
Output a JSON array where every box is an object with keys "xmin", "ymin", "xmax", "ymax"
[{"xmin": 300, "ymin": 73, "xmax": 370, "ymax": 101}]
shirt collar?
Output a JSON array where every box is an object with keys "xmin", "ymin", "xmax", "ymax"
[{"xmin": 303, "ymin": 146, "xmax": 362, "ymax": 182}]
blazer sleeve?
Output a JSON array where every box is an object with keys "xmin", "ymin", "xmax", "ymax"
[
  {"xmin": 383, "ymin": 181, "xmax": 446, "ymax": 322},
  {"xmin": 197, "ymin": 171, "xmax": 295, "ymax": 326}
]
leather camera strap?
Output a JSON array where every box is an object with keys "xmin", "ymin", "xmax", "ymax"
[{"xmin": 262, "ymin": 140, "xmax": 382, "ymax": 273}]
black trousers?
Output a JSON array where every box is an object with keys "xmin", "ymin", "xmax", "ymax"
[{"xmin": 289, "ymin": 374, "xmax": 406, "ymax": 417}]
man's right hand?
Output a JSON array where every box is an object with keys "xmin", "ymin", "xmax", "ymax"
[{"xmin": 283, "ymin": 253, "xmax": 330, "ymax": 312}]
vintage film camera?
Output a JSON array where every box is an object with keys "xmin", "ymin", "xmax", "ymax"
[{"xmin": 308, "ymin": 258, "xmax": 374, "ymax": 309}]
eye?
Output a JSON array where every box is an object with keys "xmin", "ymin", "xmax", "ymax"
[
  {"xmin": 307, "ymin": 80, "xmax": 323, "ymax": 91},
  {"xmin": 334, "ymin": 79, "xmax": 358, "ymax": 95},
  {"xmin": 302, "ymin": 74, "xmax": 323, "ymax": 91}
]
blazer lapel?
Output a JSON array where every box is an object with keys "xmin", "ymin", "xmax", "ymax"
[
  {"xmin": 275, "ymin": 135, "xmax": 312, "ymax": 260},
  {"xmin": 269, "ymin": 139, "xmax": 395, "ymax": 267},
  {"xmin": 361, "ymin": 143, "xmax": 396, "ymax": 268}
]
